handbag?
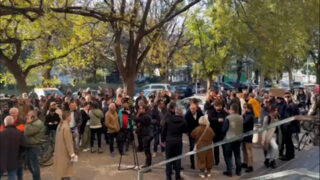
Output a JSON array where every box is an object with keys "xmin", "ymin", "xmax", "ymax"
[{"xmin": 193, "ymin": 125, "xmax": 209, "ymax": 151}]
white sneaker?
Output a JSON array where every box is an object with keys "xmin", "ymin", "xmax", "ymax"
[
  {"xmin": 152, "ymin": 152, "xmax": 157, "ymax": 158},
  {"xmin": 206, "ymin": 173, "xmax": 211, "ymax": 177},
  {"xmin": 82, "ymin": 148, "xmax": 90, "ymax": 152},
  {"xmin": 199, "ymin": 173, "xmax": 205, "ymax": 178}
]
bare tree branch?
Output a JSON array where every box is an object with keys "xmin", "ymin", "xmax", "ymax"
[{"xmin": 144, "ymin": 0, "xmax": 200, "ymax": 35}]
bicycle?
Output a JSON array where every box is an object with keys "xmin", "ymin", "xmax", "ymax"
[
  {"xmin": 294, "ymin": 119, "xmax": 319, "ymax": 151},
  {"xmin": 38, "ymin": 135, "xmax": 55, "ymax": 167}
]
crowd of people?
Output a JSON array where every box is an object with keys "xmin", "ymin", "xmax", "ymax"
[{"xmin": 0, "ymin": 84, "xmax": 319, "ymax": 180}]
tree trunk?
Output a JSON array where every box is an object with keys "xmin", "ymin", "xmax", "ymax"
[
  {"xmin": 206, "ymin": 77, "xmax": 212, "ymax": 92},
  {"xmin": 254, "ymin": 70, "xmax": 259, "ymax": 84},
  {"xmin": 259, "ymin": 73, "xmax": 264, "ymax": 90},
  {"xmin": 236, "ymin": 60, "xmax": 242, "ymax": 87},
  {"xmin": 42, "ymin": 66, "xmax": 52, "ymax": 87},
  {"xmin": 14, "ymin": 73, "xmax": 27, "ymax": 93},
  {"xmin": 315, "ymin": 61, "xmax": 320, "ymax": 85},
  {"xmin": 288, "ymin": 66, "xmax": 293, "ymax": 91},
  {"xmin": 123, "ymin": 74, "xmax": 136, "ymax": 97},
  {"xmin": 92, "ymin": 69, "xmax": 97, "ymax": 83}
]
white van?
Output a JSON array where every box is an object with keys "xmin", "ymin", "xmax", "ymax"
[{"xmin": 31, "ymin": 88, "xmax": 63, "ymax": 98}]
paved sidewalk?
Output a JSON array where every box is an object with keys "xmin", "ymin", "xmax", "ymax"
[{"xmin": 22, "ymin": 135, "xmax": 319, "ymax": 180}]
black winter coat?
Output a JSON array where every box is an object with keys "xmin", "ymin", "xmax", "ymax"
[
  {"xmin": 79, "ymin": 110, "xmax": 90, "ymax": 134},
  {"xmin": 134, "ymin": 113, "xmax": 152, "ymax": 137},
  {"xmin": 286, "ymin": 102, "xmax": 300, "ymax": 134},
  {"xmin": 243, "ymin": 112, "xmax": 254, "ymax": 142},
  {"xmin": 161, "ymin": 115, "xmax": 187, "ymax": 143},
  {"xmin": 0, "ymin": 126, "xmax": 26, "ymax": 171},
  {"xmin": 185, "ymin": 109, "xmax": 203, "ymax": 135},
  {"xmin": 207, "ymin": 108, "xmax": 228, "ymax": 141}
]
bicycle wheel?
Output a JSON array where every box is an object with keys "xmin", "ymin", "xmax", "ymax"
[
  {"xmin": 299, "ymin": 133, "xmax": 311, "ymax": 151},
  {"xmin": 292, "ymin": 133, "xmax": 300, "ymax": 150},
  {"xmin": 38, "ymin": 143, "xmax": 54, "ymax": 166}
]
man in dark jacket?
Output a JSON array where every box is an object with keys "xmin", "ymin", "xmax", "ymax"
[
  {"xmin": 185, "ymin": 103, "xmax": 203, "ymax": 169},
  {"xmin": 242, "ymin": 104, "xmax": 255, "ymax": 172},
  {"xmin": 227, "ymin": 92, "xmax": 241, "ymax": 114},
  {"xmin": 80, "ymin": 102, "xmax": 91, "ymax": 152},
  {"xmin": 45, "ymin": 108, "xmax": 60, "ymax": 144},
  {"xmin": 281, "ymin": 92, "xmax": 300, "ymax": 161},
  {"xmin": 134, "ymin": 105, "xmax": 153, "ymax": 170},
  {"xmin": 0, "ymin": 116, "xmax": 26, "ymax": 180},
  {"xmin": 207, "ymin": 100, "xmax": 228, "ymax": 165},
  {"xmin": 161, "ymin": 107, "xmax": 187, "ymax": 180},
  {"xmin": 151, "ymin": 99, "xmax": 167, "ymax": 157}
]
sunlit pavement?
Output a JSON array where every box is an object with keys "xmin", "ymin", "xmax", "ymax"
[{"xmin": 23, "ymin": 135, "xmax": 319, "ymax": 180}]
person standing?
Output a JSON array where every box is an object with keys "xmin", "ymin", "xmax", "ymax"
[
  {"xmin": 296, "ymin": 88, "xmax": 307, "ymax": 110},
  {"xmin": 222, "ymin": 104, "xmax": 243, "ymax": 177},
  {"xmin": 89, "ymin": 101, "xmax": 104, "ymax": 153},
  {"xmin": 9, "ymin": 107, "xmax": 26, "ymax": 132},
  {"xmin": 242, "ymin": 104, "xmax": 255, "ymax": 173},
  {"xmin": 281, "ymin": 92, "xmax": 300, "ymax": 161},
  {"xmin": 134, "ymin": 105, "xmax": 153, "ymax": 170},
  {"xmin": 79, "ymin": 102, "xmax": 91, "ymax": 152},
  {"xmin": 0, "ymin": 116, "xmax": 26, "ymax": 180},
  {"xmin": 151, "ymin": 99, "xmax": 167, "ymax": 157},
  {"xmin": 248, "ymin": 93, "xmax": 261, "ymax": 123},
  {"xmin": 135, "ymin": 90, "xmax": 148, "ymax": 110},
  {"xmin": 207, "ymin": 100, "xmax": 228, "ymax": 166},
  {"xmin": 261, "ymin": 106, "xmax": 279, "ymax": 169},
  {"xmin": 191, "ymin": 116, "xmax": 215, "ymax": 178},
  {"xmin": 185, "ymin": 103, "xmax": 204, "ymax": 169},
  {"xmin": 161, "ymin": 107, "xmax": 187, "ymax": 180},
  {"xmin": 105, "ymin": 103, "xmax": 120, "ymax": 156},
  {"xmin": 118, "ymin": 100, "xmax": 134, "ymax": 154},
  {"xmin": 227, "ymin": 92, "xmax": 242, "ymax": 114},
  {"xmin": 69, "ymin": 102, "xmax": 82, "ymax": 154},
  {"xmin": 54, "ymin": 111, "xmax": 78, "ymax": 180},
  {"xmin": 45, "ymin": 108, "xmax": 60, "ymax": 144},
  {"xmin": 24, "ymin": 110, "xmax": 46, "ymax": 180}
]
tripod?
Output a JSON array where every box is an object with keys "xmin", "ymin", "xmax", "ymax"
[{"xmin": 118, "ymin": 129, "xmax": 140, "ymax": 171}]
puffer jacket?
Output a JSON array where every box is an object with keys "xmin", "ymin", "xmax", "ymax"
[
  {"xmin": 89, "ymin": 109, "xmax": 104, "ymax": 129},
  {"xmin": 24, "ymin": 119, "xmax": 46, "ymax": 146}
]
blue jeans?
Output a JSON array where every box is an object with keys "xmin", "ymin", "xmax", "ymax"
[
  {"xmin": 17, "ymin": 167, "xmax": 23, "ymax": 180},
  {"xmin": 222, "ymin": 141, "xmax": 242, "ymax": 175},
  {"xmin": 0, "ymin": 168, "xmax": 17, "ymax": 180},
  {"xmin": 48, "ymin": 130, "xmax": 56, "ymax": 144},
  {"xmin": 153, "ymin": 128, "xmax": 164, "ymax": 153},
  {"xmin": 26, "ymin": 146, "xmax": 41, "ymax": 180}
]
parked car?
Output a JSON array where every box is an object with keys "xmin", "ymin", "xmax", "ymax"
[
  {"xmin": 277, "ymin": 81, "xmax": 290, "ymax": 91},
  {"xmin": 304, "ymin": 83, "xmax": 316, "ymax": 92},
  {"xmin": 293, "ymin": 81, "xmax": 304, "ymax": 90},
  {"xmin": 133, "ymin": 89, "xmax": 160, "ymax": 101},
  {"xmin": 212, "ymin": 82, "xmax": 235, "ymax": 92},
  {"xmin": 172, "ymin": 84, "xmax": 193, "ymax": 99},
  {"xmin": 31, "ymin": 88, "xmax": 63, "ymax": 98},
  {"xmin": 176, "ymin": 94, "xmax": 206, "ymax": 115},
  {"xmin": 141, "ymin": 83, "xmax": 171, "ymax": 91}
]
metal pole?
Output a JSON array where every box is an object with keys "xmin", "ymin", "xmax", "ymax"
[{"xmin": 307, "ymin": 57, "xmax": 310, "ymax": 83}]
